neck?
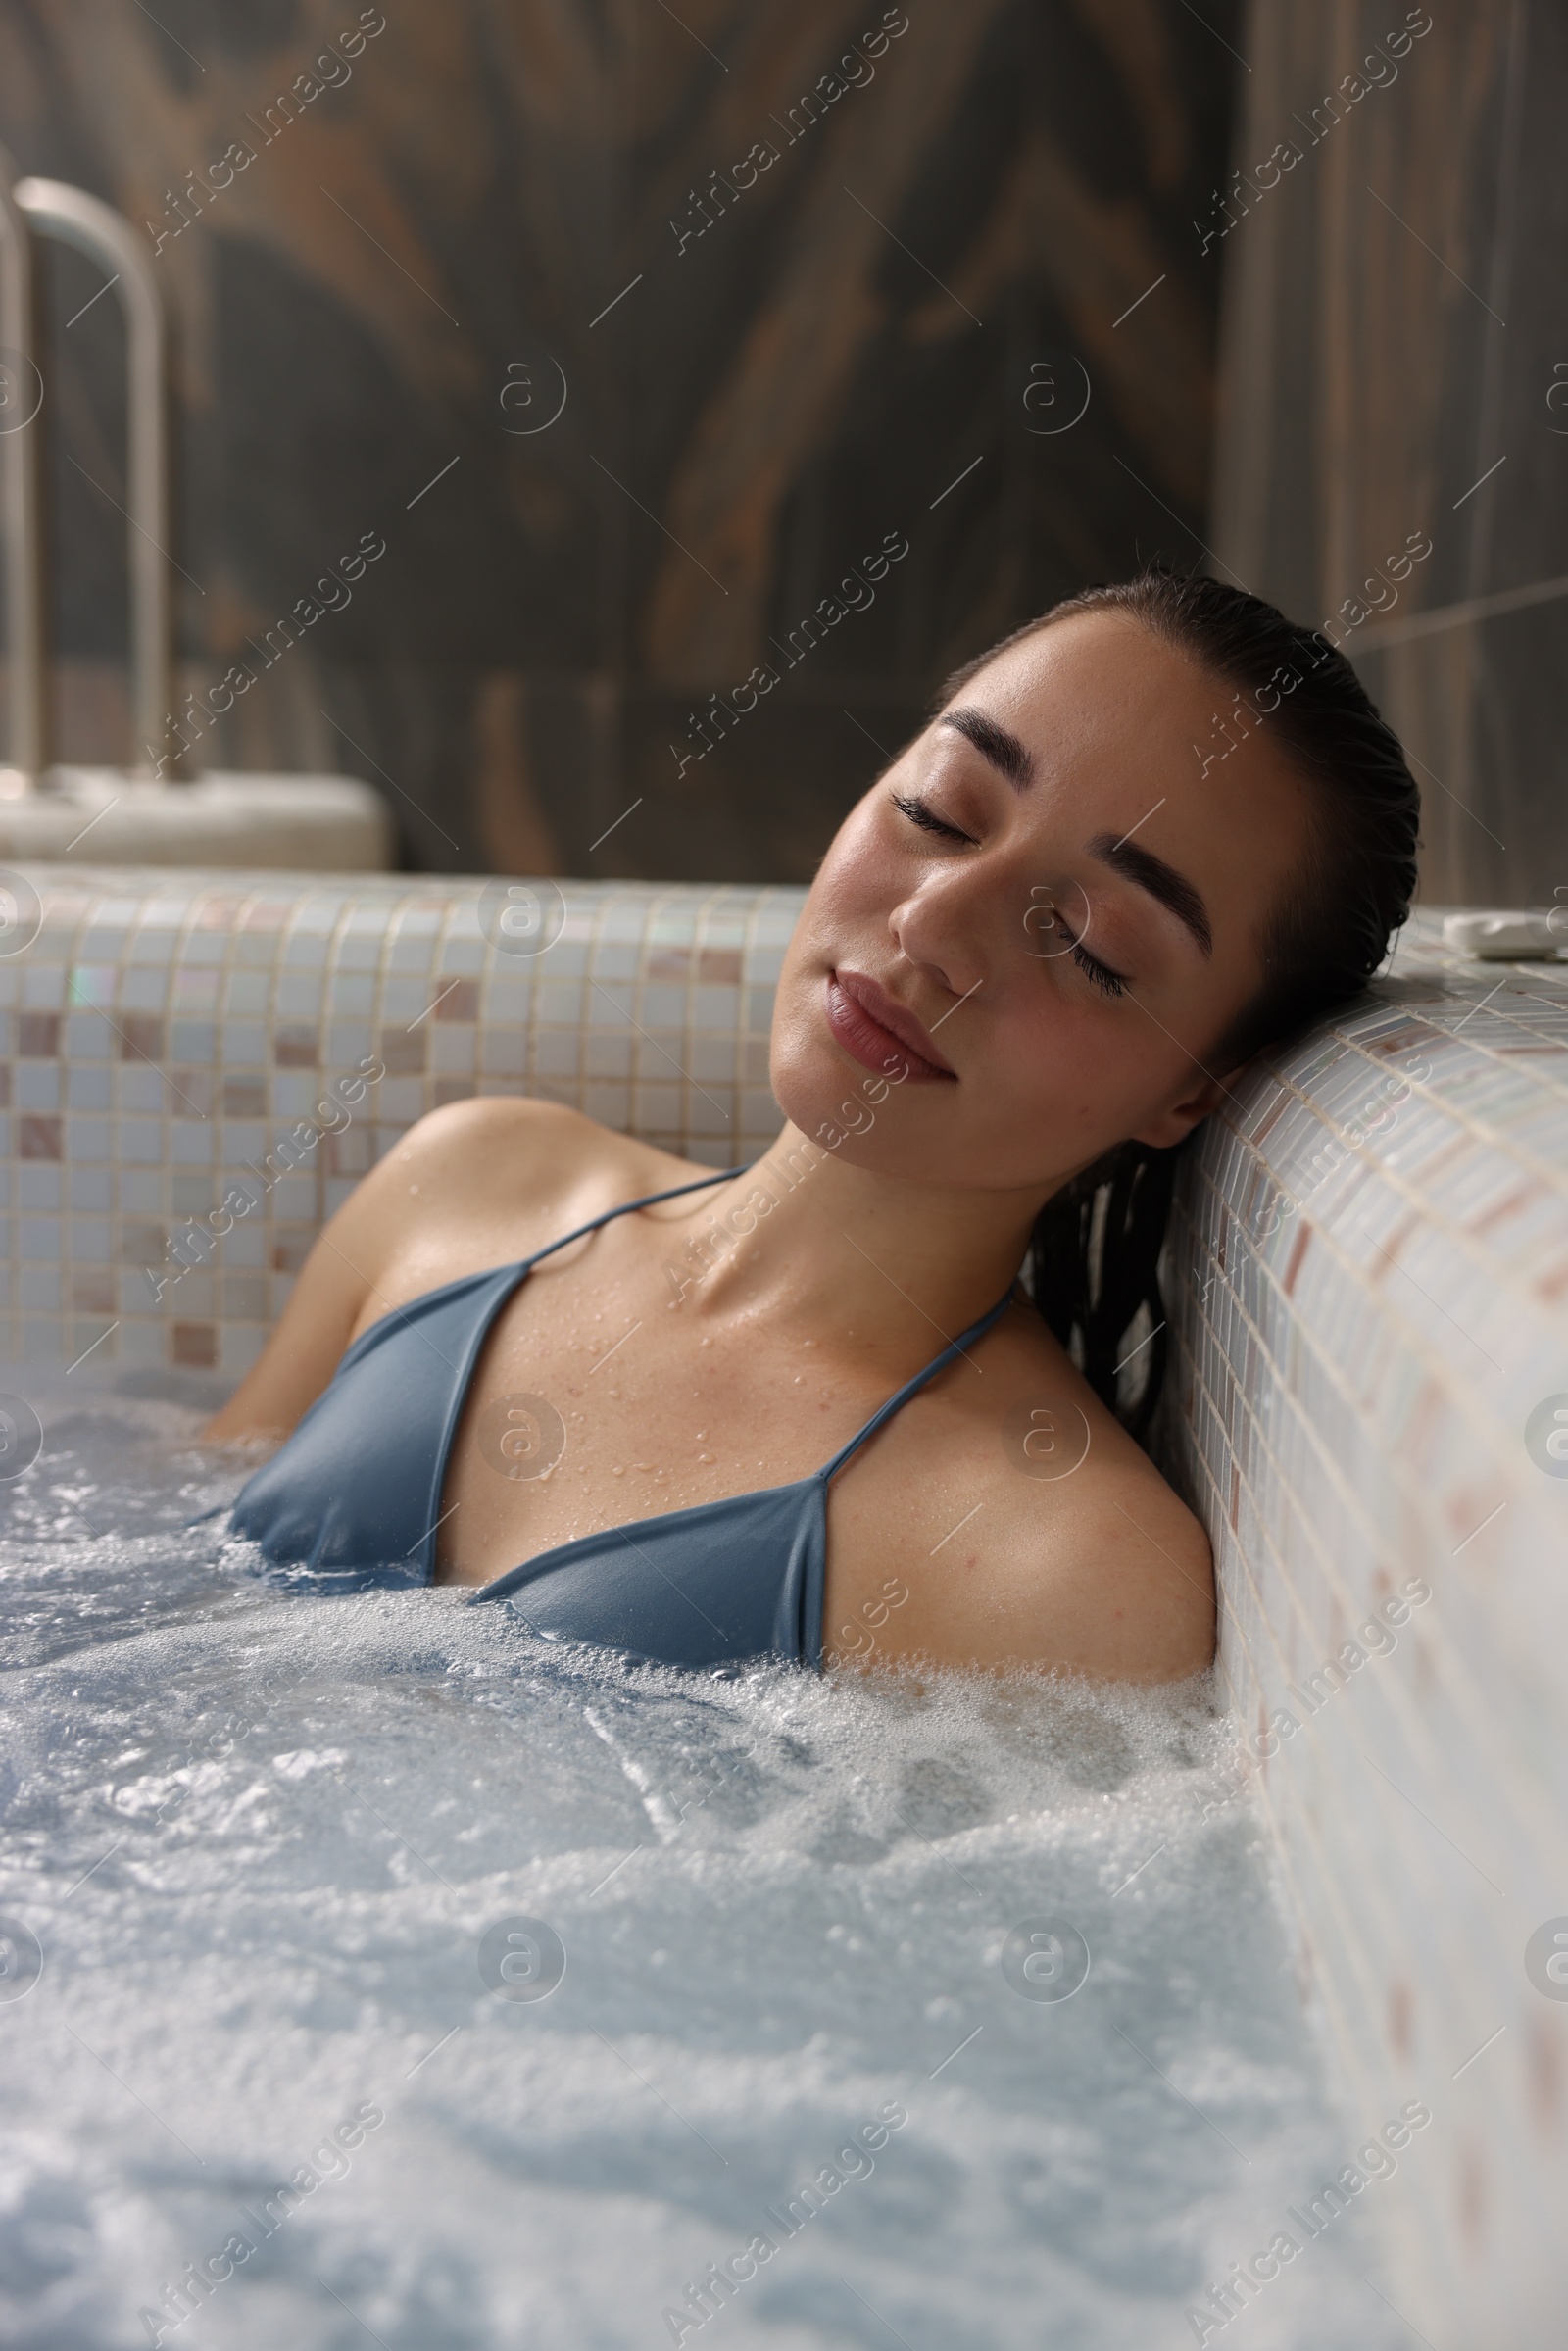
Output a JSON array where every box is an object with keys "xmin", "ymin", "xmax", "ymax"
[{"xmin": 664, "ymin": 1125, "xmax": 1048, "ymax": 1358}]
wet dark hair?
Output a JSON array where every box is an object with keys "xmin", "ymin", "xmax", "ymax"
[{"xmin": 935, "ymin": 566, "xmax": 1421, "ymax": 1440}]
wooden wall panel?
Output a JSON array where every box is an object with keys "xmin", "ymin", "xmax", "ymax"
[{"xmin": 0, "ymin": 0, "xmax": 1241, "ymax": 876}]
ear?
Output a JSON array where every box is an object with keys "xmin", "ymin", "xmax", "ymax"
[{"xmin": 1129, "ymin": 1063, "xmax": 1247, "ymax": 1151}]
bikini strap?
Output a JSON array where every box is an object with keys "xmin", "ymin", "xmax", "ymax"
[
  {"xmin": 518, "ymin": 1164, "xmax": 747, "ymax": 1272},
  {"xmin": 817, "ymin": 1290, "xmax": 1015, "ymax": 1483}
]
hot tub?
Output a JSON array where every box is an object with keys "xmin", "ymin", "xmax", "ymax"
[{"xmin": 0, "ymin": 867, "xmax": 1561, "ymax": 2347}]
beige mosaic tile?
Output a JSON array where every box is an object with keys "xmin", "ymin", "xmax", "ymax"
[
  {"xmin": 1160, "ymin": 907, "xmax": 1568, "ymax": 2342},
  {"xmin": 0, "ymin": 870, "xmax": 801, "ymax": 1378}
]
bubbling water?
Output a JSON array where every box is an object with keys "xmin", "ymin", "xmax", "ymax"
[{"xmin": 0, "ymin": 1377, "xmax": 1402, "ymax": 2350}]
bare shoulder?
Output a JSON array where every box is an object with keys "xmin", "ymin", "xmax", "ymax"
[
  {"xmin": 342, "ymin": 1096, "xmax": 704, "ymax": 1303},
  {"xmin": 359, "ymin": 1094, "xmax": 691, "ymax": 1227},
  {"xmin": 203, "ymin": 1100, "xmax": 697, "ymax": 1442},
  {"xmin": 854, "ymin": 1304, "xmax": 1215, "ymax": 1684},
  {"xmin": 373, "ymin": 1094, "xmax": 634, "ymax": 1194},
  {"xmin": 968, "ymin": 1312, "xmax": 1213, "ymax": 1681},
  {"xmin": 1021, "ymin": 1435, "xmax": 1215, "ymax": 1685}
]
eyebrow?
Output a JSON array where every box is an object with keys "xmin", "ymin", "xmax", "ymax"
[
  {"xmin": 1088, "ymin": 832, "xmax": 1212, "ymax": 957},
  {"xmin": 940, "ymin": 706, "xmax": 1034, "ymax": 786}
]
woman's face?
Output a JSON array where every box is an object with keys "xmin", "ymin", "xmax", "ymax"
[{"xmin": 770, "ymin": 609, "xmax": 1316, "ymax": 1197}]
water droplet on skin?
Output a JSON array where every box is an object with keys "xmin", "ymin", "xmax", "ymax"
[
  {"xmin": 611, "ymin": 1466, "xmax": 625, "ymax": 1476},
  {"xmin": 698, "ymin": 1452, "xmax": 715, "ymax": 1464},
  {"xmin": 607, "ymin": 1389, "xmax": 619, "ymax": 1398}
]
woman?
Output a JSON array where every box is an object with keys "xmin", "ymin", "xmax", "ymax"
[{"xmin": 208, "ymin": 572, "xmax": 1418, "ymax": 1681}]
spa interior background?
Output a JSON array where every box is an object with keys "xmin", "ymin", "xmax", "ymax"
[{"xmin": 0, "ymin": 0, "xmax": 1562, "ymax": 902}]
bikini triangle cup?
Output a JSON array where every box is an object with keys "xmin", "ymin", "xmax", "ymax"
[{"xmin": 223, "ymin": 1166, "xmax": 1014, "ymax": 1671}]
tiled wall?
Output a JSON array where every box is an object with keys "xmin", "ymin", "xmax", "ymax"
[
  {"xmin": 2, "ymin": 868, "xmax": 1564, "ymax": 2337},
  {"xmin": 1161, "ymin": 911, "xmax": 1568, "ymax": 2344},
  {"xmin": 0, "ymin": 871, "xmax": 800, "ymax": 1376}
]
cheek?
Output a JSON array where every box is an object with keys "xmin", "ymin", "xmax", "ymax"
[
  {"xmin": 988, "ymin": 999, "xmax": 1119, "ymax": 1139},
  {"xmin": 805, "ymin": 803, "xmax": 898, "ymax": 931},
  {"xmin": 772, "ymin": 808, "xmax": 895, "ymax": 1018}
]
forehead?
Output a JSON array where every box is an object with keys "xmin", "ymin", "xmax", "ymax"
[{"xmin": 956, "ymin": 608, "xmax": 1227, "ymax": 742}]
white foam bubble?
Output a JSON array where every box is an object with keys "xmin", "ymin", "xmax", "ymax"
[{"xmin": 0, "ymin": 1378, "xmax": 1404, "ymax": 2348}]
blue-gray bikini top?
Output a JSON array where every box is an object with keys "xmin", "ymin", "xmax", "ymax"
[{"xmin": 225, "ymin": 1167, "xmax": 1013, "ymax": 1671}]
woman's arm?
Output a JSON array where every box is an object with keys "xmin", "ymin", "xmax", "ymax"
[
  {"xmin": 201, "ymin": 1096, "xmax": 491, "ymax": 1442},
  {"xmin": 200, "ymin": 1175, "xmax": 391, "ymax": 1442}
]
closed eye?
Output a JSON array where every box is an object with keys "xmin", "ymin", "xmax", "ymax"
[
  {"xmin": 1058, "ymin": 921, "xmax": 1126, "ymax": 999},
  {"xmin": 892, "ymin": 790, "xmax": 977, "ymax": 847}
]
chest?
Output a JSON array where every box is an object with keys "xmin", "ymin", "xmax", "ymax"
[{"xmin": 430, "ymin": 1249, "xmax": 954, "ymax": 1618}]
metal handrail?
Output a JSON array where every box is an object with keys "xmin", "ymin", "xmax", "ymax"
[
  {"xmin": 0, "ymin": 147, "xmax": 44, "ymax": 786},
  {"xmin": 0, "ymin": 154, "xmax": 172, "ymax": 787},
  {"xmin": 17, "ymin": 175, "xmax": 172, "ymax": 779}
]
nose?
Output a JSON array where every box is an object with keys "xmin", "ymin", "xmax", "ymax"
[{"xmin": 887, "ymin": 862, "xmax": 990, "ymax": 1002}]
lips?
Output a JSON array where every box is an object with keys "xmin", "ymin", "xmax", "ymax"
[{"xmin": 826, "ymin": 970, "xmax": 957, "ymax": 1083}]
